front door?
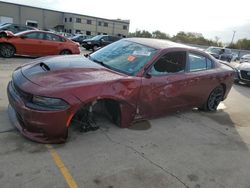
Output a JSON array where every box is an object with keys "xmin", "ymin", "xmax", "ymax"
[
  {"xmin": 15, "ymin": 31, "xmax": 45, "ymax": 56},
  {"xmin": 138, "ymin": 51, "xmax": 191, "ymax": 118}
]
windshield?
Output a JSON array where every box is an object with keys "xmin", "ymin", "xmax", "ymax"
[
  {"xmin": 89, "ymin": 40, "xmax": 158, "ymax": 75},
  {"xmin": 206, "ymin": 47, "xmax": 221, "ymax": 54}
]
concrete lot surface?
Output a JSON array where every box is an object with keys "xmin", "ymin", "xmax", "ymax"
[{"xmin": 1, "ymin": 56, "xmax": 250, "ymax": 188}]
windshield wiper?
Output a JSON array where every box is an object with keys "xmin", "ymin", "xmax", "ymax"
[{"xmin": 89, "ymin": 55, "xmax": 106, "ymax": 66}]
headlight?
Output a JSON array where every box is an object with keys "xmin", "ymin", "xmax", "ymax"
[
  {"xmin": 26, "ymin": 95, "xmax": 69, "ymax": 110},
  {"xmin": 87, "ymin": 42, "xmax": 91, "ymax": 44}
]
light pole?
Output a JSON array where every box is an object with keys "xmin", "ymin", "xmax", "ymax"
[{"xmin": 230, "ymin": 30, "xmax": 236, "ymax": 46}]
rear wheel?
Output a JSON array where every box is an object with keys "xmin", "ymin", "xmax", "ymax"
[
  {"xmin": 200, "ymin": 86, "xmax": 224, "ymax": 112},
  {"xmin": 60, "ymin": 49, "xmax": 72, "ymax": 55},
  {"xmin": 0, "ymin": 44, "xmax": 15, "ymax": 58}
]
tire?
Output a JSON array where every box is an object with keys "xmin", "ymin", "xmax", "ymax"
[
  {"xmin": 60, "ymin": 49, "xmax": 72, "ymax": 55},
  {"xmin": 0, "ymin": 44, "xmax": 15, "ymax": 58},
  {"xmin": 234, "ymin": 80, "xmax": 239, "ymax": 84},
  {"xmin": 92, "ymin": 45, "xmax": 98, "ymax": 51},
  {"xmin": 200, "ymin": 86, "xmax": 224, "ymax": 112}
]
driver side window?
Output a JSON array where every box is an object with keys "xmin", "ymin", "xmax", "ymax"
[{"xmin": 149, "ymin": 51, "xmax": 186, "ymax": 76}]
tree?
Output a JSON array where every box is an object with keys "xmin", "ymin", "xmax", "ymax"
[
  {"xmin": 128, "ymin": 30, "xmax": 152, "ymax": 38},
  {"xmin": 152, "ymin": 30, "xmax": 170, "ymax": 39}
]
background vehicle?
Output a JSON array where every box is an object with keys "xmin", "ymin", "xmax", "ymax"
[
  {"xmin": 7, "ymin": 38, "xmax": 234, "ymax": 143},
  {"xmin": 0, "ymin": 23, "xmax": 37, "ymax": 34},
  {"xmin": 205, "ymin": 46, "xmax": 233, "ymax": 62},
  {"xmin": 234, "ymin": 62, "xmax": 250, "ymax": 84},
  {"xmin": 69, "ymin": 34, "xmax": 92, "ymax": 44},
  {"xmin": 82, "ymin": 35, "xmax": 121, "ymax": 51},
  {"xmin": 0, "ymin": 30, "xmax": 80, "ymax": 57},
  {"xmin": 240, "ymin": 54, "xmax": 250, "ymax": 63}
]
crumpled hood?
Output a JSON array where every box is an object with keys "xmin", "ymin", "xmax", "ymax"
[
  {"xmin": 20, "ymin": 55, "xmax": 124, "ymax": 87},
  {"xmin": 237, "ymin": 62, "xmax": 250, "ymax": 71}
]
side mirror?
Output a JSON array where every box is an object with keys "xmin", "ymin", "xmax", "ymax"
[{"xmin": 145, "ymin": 72, "xmax": 152, "ymax": 79}]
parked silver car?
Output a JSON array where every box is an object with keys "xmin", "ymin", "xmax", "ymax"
[{"xmin": 240, "ymin": 54, "xmax": 250, "ymax": 63}]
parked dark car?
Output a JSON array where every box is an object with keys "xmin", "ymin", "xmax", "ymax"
[
  {"xmin": 82, "ymin": 35, "xmax": 121, "ymax": 51},
  {"xmin": 0, "ymin": 23, "xmax": 37, "ymax": 34},
  {"xmin": 7, "ymin": 38, "xmax": 234, "ymax": 143},
  {"xmin": 69, "ymin": 34, "xmax": 92, "ymax": 44},
  {"xmin": 234, "ymin": 62, "xmax": 250, "ymax": 84},
  {"xmin": 205, "ymin": 47, "xmax": 233, "ymax": 62}
]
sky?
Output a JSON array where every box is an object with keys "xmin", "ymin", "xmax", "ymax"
[{"xmin": 1, "ymin": 0, "xmax": 250, "ymax": 43}]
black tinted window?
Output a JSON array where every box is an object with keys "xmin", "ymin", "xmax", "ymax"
[
  {"xmin": 149, "ymin": 51, "xmax": 186, "ymax": 75},
  {"xmin": 189, "ymin": 53, "xmax": 213, "ymax": 72}
]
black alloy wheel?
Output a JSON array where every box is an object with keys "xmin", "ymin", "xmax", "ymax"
[
  {"xmin": 0, "ymin": 44, "xmax": 15, "ymax": 58},
  {"xmin": 206, "ymin": 86, "xmax": 224, "ymax": 111}
]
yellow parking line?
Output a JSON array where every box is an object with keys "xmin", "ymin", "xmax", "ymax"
[{"xmin": 46, "ymin": 144, "xmax": 79, "ymax": 188}]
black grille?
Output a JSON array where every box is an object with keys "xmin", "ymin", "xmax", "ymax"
[
  {"xmin": 12, "ymin": 82, "xmax": 32, "ymax": 102},
  {"xmin": 240, "ymin": 70, "xmax": 250, "ymax": 81}
]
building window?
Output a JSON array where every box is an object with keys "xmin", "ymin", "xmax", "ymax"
[
  {"xmin": 26, "ymin": 20, "xmax": 38, "ymax": 28},
  {"xmin": 104, "ymin": 22, "xmax": 108, "ymax": 27},
  {"xmin": 76, "ymin": 18, "xmax": 81, "ymax": 23},
  {"xmin": 98, "ymin": 21, "xmax": 102, "ymax": 26},
  {"xmin": 64, "ymin": 18, "xmax": 67, "ymax": 22},
  {"xmin": 69, "ymin": 17, "xmax": 72, "ymax": 22},
  {"xmin": 98, "ymin": 32, "xmax": 101, "ymax": 35},
  {"xmin": 87, "ymin": 20, "xmax": 92, "ymax": 24},
  {"xmin": 69, "ymin": 29, "xmax": 72, "ymax": 33},
  {"xmin": 123, "ymin": 25, "xmax": 127, "ymax": 30},
  {"xmin": 75, "ymin": 30, "xmax": 81, "ymax": 34},
  {"xmin": 103, "ymin": 33, "xmax": 107, "ymax": 35},
  {"xmin": 86, "ymin": 31, "xmax": 91, "ymax": 35}
]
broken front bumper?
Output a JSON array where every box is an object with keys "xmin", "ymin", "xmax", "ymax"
[{"xmin": 7, "ymin": 82, "xmax": 69, "ymax": 144}]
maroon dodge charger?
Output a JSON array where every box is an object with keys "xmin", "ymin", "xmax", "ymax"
[{"xmin": 7, "ymin": 38, "xmax": 235, "ymax": 143}]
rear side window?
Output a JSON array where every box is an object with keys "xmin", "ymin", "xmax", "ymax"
[
  {"xmin": 149, "ymin": 51, "xmax": 186, "ymax": 75},
  {"xmin": 188, "ymin": 53, "xmax": 213, "ymax": 72},
  {"xmin": 45, "ymin": 33, "xmax": 64, "ymax": 42}
]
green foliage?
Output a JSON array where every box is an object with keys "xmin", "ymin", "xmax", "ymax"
[
  {"xmin": 172, "ymin": 31, "xmax": 220, "ymax": 46},
  {"xmin": 228, "ymin": 38, "xmax": 250, "ymax": 50},
  {"xmin": 129, "ymin": 30, "xmax": 250, "ymax": 50},
  {"xmin": 129, "ymin": 30, "xmax": 221, "ymax": 47},
  {"xmin": 152, "ymin": 30, "xmax": 170, "ymax": 39},
  {"xmin": 128, "ymin": 30, "xmax": 152, "ymax": 38}
]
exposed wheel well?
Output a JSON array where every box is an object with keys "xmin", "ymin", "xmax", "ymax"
[
  {"xmin": 60, "ymin": 49, "xmax": 72, "ymax": 54},
  {"xmin": 69, "ymin": 99, "xmax": 121, "ymax": 128}
]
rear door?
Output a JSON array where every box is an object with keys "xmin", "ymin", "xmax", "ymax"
[
  {"xmin": 42, "ymin": 33, "xmax": 66, "ymax": 55},
  {"xmin": 185, "ymin": 51, "xmax": 218, "ymax": 107}
]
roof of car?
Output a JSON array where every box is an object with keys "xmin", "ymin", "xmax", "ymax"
[
  {"xmin": 15, "ymin": 30, "xmax": 65, "ymax": 37},
  {"xmin": 124, "ymin": 38, "xmax": 191, "ymax": 50}
]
